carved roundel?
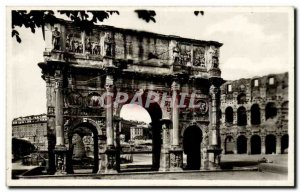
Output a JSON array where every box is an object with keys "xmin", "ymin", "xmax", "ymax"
[
  {"xmin": 82, "ymin": 136, "xmax": 93, "ymax": 144},
  {"xmin": 195, "ymin": 99, "xmax": 208, "ymax": 115},
  {"xmin": 67, "ymin": 92, "xmax": 83, "ymax": 107},
  {"xmin": 87, "ymin": 92, "xmax": 103, "ymax": 108}
]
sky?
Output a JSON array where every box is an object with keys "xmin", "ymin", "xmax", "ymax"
[{"xmin": 7, "ymin": 7, "xmax": 293, "ymax": 123}]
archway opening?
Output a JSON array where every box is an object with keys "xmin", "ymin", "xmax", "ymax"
[
  {"xmin": 265, "ymin": 102, "xmax": 277, "ymax": 120},
  {"xmin": 237, "ymin": 93, "xmax": 247, "ymax": 104},
  {"xmin": 265, "ymin": 134, "xmax": 276, "ymax": 154},
  {"xmin": 119, "ymin": 101, "xmax": 162, "ymax": 172},
  {"xmin": 251, "ymin": 104, "xmax": 261, "ymax": 125},
  {"xmin": 250, "ymin": 135, "xmax": 261, "ymax": 154},
  {"xmin": 225, "ymin": 107, "xmax": 233, "ymax": 125},
  {"xmin": 183, "ymin": 125, "xmax": 202, "ymax": 170},
  {"xmin": 281, "ymin": 134, "xmax": 289, "ymax": 154},
  {"xmin": 237, "ymin": 106, "xmax": 247, "ymax": 126},
  {"xmin": 224, "ymin": 136, "xmax": 234, "ymax": 154},
  {"xmin": 237, "ymin": 135, "xmax": 247, "ymax": 154},
  {"xmin": 68, "ymin": 123, "xmax": 99, "ymax": 174}
]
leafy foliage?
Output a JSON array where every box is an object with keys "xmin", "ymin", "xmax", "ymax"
[
  {"xmin": 194, "ymin": 11, "xmax": 204, "ymax": 16},
  {"xmin": 11, "ymin": 9, "xmax": 202, "ymax": 43},
  {"xmin": 134, "ymin": 10, "xmax": 156, "ymax": 23},
  {"xmin": 58, "ymin": 10, "xmax": 119, "ymax": 35},
  {"xmin": 11, "ymin": 10, "xmax": 119, "ymax": 43},
  {"xmin": 12, "ymin": 10, "xmax": 58, "ymax": 43}
]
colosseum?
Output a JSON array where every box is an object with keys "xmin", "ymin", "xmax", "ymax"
[{"xmin": 220, "ymin": 72, "xmax": 289, "ymax": 155}]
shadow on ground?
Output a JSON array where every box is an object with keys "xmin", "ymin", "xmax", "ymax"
[{"xmin": 220, "ymin": 161, "xmax": 258, "ymax": 169}]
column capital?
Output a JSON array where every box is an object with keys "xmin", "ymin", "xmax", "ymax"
[
  {"xmin": 105, "ymin": 65, "xmax": 118, "ymax": 75},
  {"xmin": 209, "ymin": 76, "xmax": 224, "ymax": 87},
  {"xmin": 171, "ymin": 81, "xmax": 180, "ymax": 91},
  {"xmin": 105, "ymin": 75, "xmax": 114, "ymax": 92},
  {"xmin": 54, "ymin": 81, "xmax": 63, "ymax": 89},
  {"xmin": 209, "ymin": 84, "xmax": 220, "ymax": 97},
  {"xmin": 160, "ymin": 118, "xmax": 172, "ymax": 128},
  {"xmin": 54, "ymin": 70, "xmax": 63, "ymax": 89},
  {"xmin": 54, "ymin": 69, "xmax": 63, "ymax": 79}
]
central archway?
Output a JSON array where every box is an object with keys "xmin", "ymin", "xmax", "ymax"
[
  {"xmin": 183, "ymin": 125, "xmax": 202, "ymax": 170},
  {"xmin": 117, "ymin": 94, "xmax": 163, "ymax": 172}
]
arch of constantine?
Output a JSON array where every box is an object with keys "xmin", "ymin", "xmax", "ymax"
[{"xmin": 38, "ymin": 20, "xmax": 224, "ymax": 174}]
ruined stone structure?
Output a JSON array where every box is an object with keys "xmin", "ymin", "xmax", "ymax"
[
  {"xmin": 220, "ymin": 73, "xmax": 289, "ymax": 155},
  {"xmin": 12, "ymin": 114, "xmax": 48, "ymax": 151},
  {"xmin": 38, "ymin": 20, "xmax": 224, "ymax": 174}
]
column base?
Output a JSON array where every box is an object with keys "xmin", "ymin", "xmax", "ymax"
[
  {"xmin": 104, "ymin": 147, "xmax": 118, "ymax": 174},
  {"xmin": 169, "ymin": 147, "xmax": 183, "ymax": 171},
  {"xmin": 207, "ymin": 145, "xmax": 222, "ymax": 170},
  {"xmin": 201, "ymin": 160, "xmax": 210, "ymax": 170},
  {"xmin": 276, "ymin": 147, "xmax": 281, "ymax": 155},
  {"xmin": 54, "ymin": 145, "xmax": 68, "ymax": 175},
  {"xmin": 159, "ymin": 148, "xmax": 170, "ymax": 172}
]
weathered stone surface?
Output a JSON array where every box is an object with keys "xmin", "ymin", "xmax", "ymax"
[{"xmin": 39, "ymin": 20, "xmax": 224, "ymax": 174}]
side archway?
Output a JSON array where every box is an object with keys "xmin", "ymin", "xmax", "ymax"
[
  {"xmin": 183, "ymin": 125, "xmax": 202, "ymax": 170},
  {"xmin": 250, "ymin": 135, "xmax": 261, "ymax": 154},
  {"xmin": 67, "ymin": 122, "xmax": 99, "ymax": 174},
  {"xmin": 225, "ymin": 107, "xmax": 233, "ymax": 125},
  {"xmin": 265, "ymin": 134, "xmax": 276, "ymax": 154},
  {"xmin": 237, "ymin": 93, "xmax": 247, "ymax": 104},
  {"xmin": 237, "ymin": 107, "xmax": 247, "ymax": 126},
  {"xmin": 281, "ymin": 134, "xmax": 289, "ymax": 154},
  {"xmin": 251, "ymin": 104, "xmax": 261, "ymax": 125},
  {"xmin": 224, "ymin": 136, "xmax": 235, "ymax": 154},
  {"xmin": 265, "ymin": 102, "xmax": 277, "ymax": 120},
  {"xmin": 236, "ymin": 135, "xmax": 247, "ymax": 154}
]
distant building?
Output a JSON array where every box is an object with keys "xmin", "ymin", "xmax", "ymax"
[
  {"xmin": 220, "ymin": 72, "xmax": 289, "ymax": 155},
  {"xmin": 120, "ymin": 119, "xmax": 148, "ymax": 142},
  {"xmin": 130, "ymin": 124, "xmax": 149, "ymax": 141},
  {"xmin": 12, "ymin": 114, "xmax": 48, "ymax": 151}
]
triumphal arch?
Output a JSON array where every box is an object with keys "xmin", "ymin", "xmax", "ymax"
[{"xmin": 38, "ymin": 20, "xmax": 224, "ymax": 174}]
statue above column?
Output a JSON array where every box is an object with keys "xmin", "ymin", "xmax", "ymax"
[{"xmin": 52, "ymin": 27, "xmax": 61, "ymax": 50}]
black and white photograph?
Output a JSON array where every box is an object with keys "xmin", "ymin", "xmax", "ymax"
[{"xmin": 5, "ymin": 6, "xmax": 294, "ymax": 187}]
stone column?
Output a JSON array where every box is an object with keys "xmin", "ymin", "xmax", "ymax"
[
  {"xmin": 233, "ymin": 141, "xmax": 237, "ymax": 154},
  {"xmin": 54, "ymin": 70, "xmax": 67, "ymax": 175},
  {"xmin": 114, "ymin": 117, "xmax": 121, "ymax": 172},
  {"xmin": 221, "ymin": 137, "xmax": 225, "ymax": 155},
  {"xmin": 246, "ymin": 110, "xmax": 251, "ymax": 126},
  {"xmin": 46, "ymin": 76, "xmax": 56, "ymax": 174},
  {"xmin": 81, "ymin": 31, "xmax": 86, "ymax": 54},
  {"xmin": 208, "ymin": 84, "xmax": 222, "ymax": 169},
  {"xmin": 201, "ymin": 126, "xmax": 210, "ymax": 170},
  {"xmin": 233, "ymin": 108, "xmax": 237, "ymax": 125},
  {"xmin": 159, "ymin": 119, "xmax": 171, "ymax": 172},
  {"xmin": 261, "ymin": 108, "xmax": 266, "ymax": 123},
  {"xmin": 105, "ymin": 75, "xmax": 114, "ymax": 147},
  {"xmin": 276, "ymin": 135, "xmax": 282, "ymax": 154},
  {"xmin": 247, "ymin": 137, "xmax": 251, "ymax": 154},
  {"xmin": 98, "ymin": 135, "xmax": 107, "ymax": 173},
  {"xmin": 210, "ymin": 85, "xmax": 219, "ymax": 146},
  {"xmin": 104, "ymin": 74, "xmax": 118, "ymax": 173},
  {"xmin": 171, "ymin": 81, "xmax": 180, "ymax": 147},
  {"xmin": 261, "ymin": 136, "xmax": 266, "ymax": 154},
  {"xmin": 169, "ymin": 80, "xmax": 183, "ymax": 171}
]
